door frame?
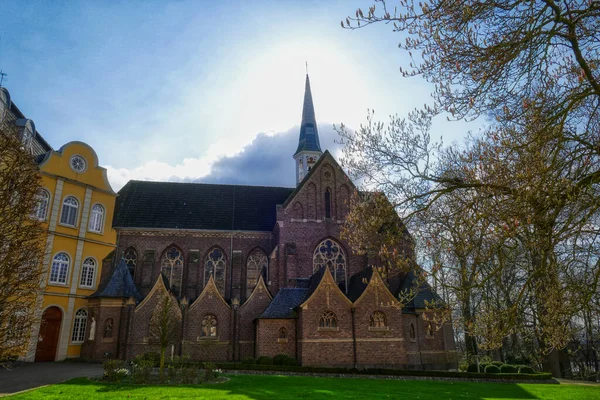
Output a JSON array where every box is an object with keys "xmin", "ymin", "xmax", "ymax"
[{"xmin": 35, "ymin": 305, "xmax": 65, "ymax": 362}]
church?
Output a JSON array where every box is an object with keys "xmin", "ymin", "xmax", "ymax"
[{"xmin": 81, "ymin": 75, "xmax": 457, "ymax": 369}]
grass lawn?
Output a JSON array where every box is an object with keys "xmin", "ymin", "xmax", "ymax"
[{"xmin": 5, "ymin": 374, "xmax": 600, "ymax": 400}]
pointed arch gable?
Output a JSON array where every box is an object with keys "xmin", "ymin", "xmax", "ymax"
[
  {"xmin": 300, "ymin": 265, "xmax": 353, "ymax": 309},
  {"xmin": 240, "ymin": 274, "xmax": 272, "ymax": 310},
  {"xmin": 353, "ymin": 268, "xmax": 400, "ymax": 308},
  {"xmin": 135, "ymin": 274, "xmax": 172, "ymax": 312},
  {"xmin": 189, "ymin": 274, "xmax": 230, "ymax": 311}
]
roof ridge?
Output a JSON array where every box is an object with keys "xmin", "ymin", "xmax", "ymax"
[{"xmin": 124, "ymin": 179, "xmax": 294, "ymax": 191}]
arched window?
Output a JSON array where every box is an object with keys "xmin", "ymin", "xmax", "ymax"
[
  {"xmin": 103, "ymin": 318, "xmax": 114, "ymax": 339},
  {"xmin": 124, "ymin": 247, "xmax": 137, "ymax": 278},
  {"xmin": 161, "ymin": 246, "xmax": 184, "ymax": 295},
  {"xmin": 34, "ymin": 189, "xmax": 50, "ymax": 220},
  {"xmin": 246, "ymin": 249, "xmax": 267, "ymax": 298},
  {"xmin": 88, "ymin": 204, "xmax": 104, "ymax": 233},
  {"xmin": 324, "ymin": 188, "xmax": 332, "ymax": 219},
  {"xmin": 279, "ymin": 327, "xmax": 287, "ymax": 339},
  {"xmin": 71, "ymin": 309, "xmax": 88, "ymax": 343},
  {"xmin": 313, "ymin": 239, "xmax": 347, "ymax": 287},
  {"xmin": 201, "ymin": 314, "xmax": 217, "ymax": 338},
  {"xmin": 79, "ymin": 257, "xmax": 96, "ymax": 288},
  {"xmin": 205, "ymin": 248, "xmax": 226, "ymax": 295},
  {"xmin": 60, "ymin": 196, "xmax": 79, "ymax": 227},
  {"xmin": 50, "ymin": 252, "xmax": 70, "ymax": 284},
  {"xmin": 409, "ymin": 323, "xmax": 416, "ymax": 341},
  {"xmin": 319, "ymin": 311, "xmax": 337, "ymax": 329},
  {"xmin": 370, "ymin": 311, "xmax": 387, "ymax": 328}
]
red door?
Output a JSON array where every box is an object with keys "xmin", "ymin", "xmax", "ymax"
[{"xmin": 35, "ymin": 307, "xmax": 62, "ymax": 362}]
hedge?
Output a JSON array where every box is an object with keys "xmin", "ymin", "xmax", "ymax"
[{"xmin": 213, "ymin": 363, "xmax": 553, "ymax": 381}]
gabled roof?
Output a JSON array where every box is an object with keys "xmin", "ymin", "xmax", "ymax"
[
  {"xmin": 294, "ymin": 74, "xmax": 322, "ymax": 156},
  {"xmin": 401, "ymin": 270, "xmax": 444, "ymax": 310},
  {"xmin": 259, "ymin": 288, "xmax": 309, "ymax": 319},
  {"xmin": 113, "ymin": 180, "xmax": 294, "ymax": 231},
  {"xmin": 188, "ymin": 274, "xmax": 230, "ymax": 310},
  {"xmin": 91, "ymin": 258, "xmax": 141, "ymax": 301},
  {"xmin": 240, "ymin": 275, "xmax": 272, "ymax": 309}
]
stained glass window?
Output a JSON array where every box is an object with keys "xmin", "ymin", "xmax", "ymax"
[
  {"xmin": 370, "ymin": 311, "xmax": 387, "ymax": 328},
  {"xmin": 319, "ymin": 311, "xmax": 337, "ymax": 329},
  {"xmin": 201, "ymin": 314, "xmax": 217, "ymax": 337},
  {"xmin": 246, "ymin": 249, "xmax": 267, "ymax": 298},
  {"xmin": 205, "ymin": 248, "xmax": 226, "ymax": 295},
  {"xmin": 161, "ymin": 246, "xmax": 184, "ymax": 295},
  {"xmin": 313, "ymin": 239, "xmax": 346, "ymax": 287},
  {"xmin": 124, "ymin": 247, "xmax": 137, "ymax": 278}
]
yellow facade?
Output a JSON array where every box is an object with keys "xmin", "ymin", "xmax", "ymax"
[{"xmin": 25, "ymin": 141, "xmax": 116, "ymax": 361}]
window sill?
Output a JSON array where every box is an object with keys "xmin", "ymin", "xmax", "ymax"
[
  {"xmin": 71, "ymin": 341, "xmax": 84, "ymax": 345},
  {"xmin": 87, "ymin": 229, "xmax": 103, "ymax": 235},
  {"xmin": 277, "ymin": 338, "xmax": 288, "ymax": 343},
  {"xmin": 79, "ymin": 285, "xmax": 95, "ymax": 290},
  {"xmin": 425, "ymin": 336, "xmax": 434, "ymax": 340},
  {"xmin": 317, "ymin": 327, "xmax": 339, "ymax": 332},
  {"xmin": 58, "ymin": 223, "xmax": 77, "ymax": 229},
  {"xmin": 368, "ymin": 327, "xmax": 389, "ymax": 332},
  {"xmin": 48, "ymin": 282, "xmax": 68, "ymax": 287},
  {"xmin": 197, "ymin": 336, "xmax": 218, "ymax": 341}
]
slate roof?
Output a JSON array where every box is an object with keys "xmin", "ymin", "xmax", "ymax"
[
  {"xmin": 346, "ymin": 266, "xmax": 374, "ymax": 302},
  {"xmin": 91, "ymin": 258, "xmax": 141, "ymax": 301},
  {"xmin": 294, "ymin": 74, "xmax": 322, "ymax": 155},
  {"xmin": 259, "ymin": 288, "xmax": 309, "ymax": 318},
  {"xmin": 400, "ymin": 270, "xmax": 443, "ymax": 310},
  {"xmin": 113, "ymin": 180, "xmax": 294, "ymax": 231}
]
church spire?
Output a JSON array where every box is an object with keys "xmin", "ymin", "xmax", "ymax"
[{"xmin": 294, "ymin": 73, "xmax": 323, "ymax": 185}]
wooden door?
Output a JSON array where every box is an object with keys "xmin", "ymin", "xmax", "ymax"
[{"xmin": 35, "ymin": 307, "xmax": 62, "ymax": 362}]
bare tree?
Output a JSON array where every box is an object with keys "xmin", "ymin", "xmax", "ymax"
[
  {"xmin": 148, "ymin": 294, "xmax": 181, "ymax": 379},
  {"xmin": 0, "ymin": 119, "xmax": 45, "ymax": 361}
]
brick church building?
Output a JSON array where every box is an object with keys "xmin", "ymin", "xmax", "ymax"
[{"xmin": 81, "ymin": 75, "xmax": 457, "ymax": 369}]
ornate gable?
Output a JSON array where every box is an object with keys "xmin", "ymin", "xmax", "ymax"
[
  {"xmin": 299, "ymin": 266, "xmax": 353, "ymax": 310},
  {"xmin": 240, "ymin": 275, "xmax": 272, "ymax": 309},
  {"xmin": 353, "ymin": 267, "xmax": 401, "ymax": 309},
  {"xmin": 189, "ymin": 275, "xmax": 230, "ymax": 311}
]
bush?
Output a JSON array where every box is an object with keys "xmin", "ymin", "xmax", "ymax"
[
  {"xmin": 131, "ymin": 359, "xmax": 153, "ymax": 384},
  {"xmin": 181, "ymin": 365, "xmax": 198, "ymax": 384},
  {"xmin": 485, "ymin": 365, "xmax": 500, "ymax": 373},
  {"xmin": 491, "ymin": 361, "xmax": 504, "ymax": 367},
  {"xmin": 284, "ymin": 357, "xmax": 298, "ymax": 366},
  {"xmin": 500, "ymin": 364, "xmax": 518, "ymax": 373},
  {"xmin": 103, "ymin": 359, "xmax": 124, "ymax": 382},
  {"xmin": 273, "ymin": 354, "xmax": 289, "ymax": 365},
  {"xmin": 257, "ymin": 356, "xmax": 273, "ymax": 365},
  {"xmin": 242, "ymin": 357, "xmax": 256, "ymax": 365},
  {"xmin": 478, "ymin": 363, "xmax": 489, "ymax": 373},
  {"xmin": 466, "ymin": 363, "xmax": 479, "ymax": 373},
  {"xmin": 170, "ymin": 355, "xmax": 192, "ymax": 369},
  {"xmin": 518, "ymin": 365, "xmax": 535, "ymax": 374},
  {"xmin": 135, "ymin": 352, "xmax": 160, "ymax": 367},
  {"xmin": 204, "ymin": 361, "xmax": 216, "ymax": 381}
]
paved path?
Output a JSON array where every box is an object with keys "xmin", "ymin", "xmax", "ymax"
[{"xmin": 0, "ymin": 362, "xmax": 103, "ymax": 397}]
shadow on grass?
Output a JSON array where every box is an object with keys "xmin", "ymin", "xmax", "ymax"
[{"xmin": 52, "ymin": 375, "xmax": 547, "ymax": 400}]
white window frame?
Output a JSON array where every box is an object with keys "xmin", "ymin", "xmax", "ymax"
[
  {"xmin": 33, "ymin": 188, "xmax": 51, "ymax": 221},
  {"xmin": 59, "ymin": 195, "xmax": 79, "ymax": 228},
  {"xmin": 71, "ymin": 308, "xmax": 88, "ymax": 343},
  {"xmin": 79, "ymin": 257, "xmax": 96, "ymax": 288},
  {"xmin": 49, "ymin": 252, "xmax": 70, "ymax": 285},
  {"xmin": 88, "ymin": 203, "xmax": 105, "ymax": 233}
]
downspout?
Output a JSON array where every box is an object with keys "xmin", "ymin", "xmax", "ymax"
[
  {"xmin": 229, "ymin": 186, "xmax": 235, "ymax": 299},
  {"xmin": 351, "ymin": 308, "xmax": 357, "ymax": 368},
  {"xmin": 416, "ymin": 314, "xmax": 423, "ymax": 368}
]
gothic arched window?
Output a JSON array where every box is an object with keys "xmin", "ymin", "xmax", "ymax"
[
  {"xmin": 71, "ymin": 309, "xmax": 88, "ymax": 343},
  {"xmin": 161, "ymin": 246, "xmax": 184, "ymax": 295},
  {"xmin": 324, "ymin": 188, "xmax": 332, "ymax": 219},
  {"xmin": 205, "ymin": 248, "xmax": 226, "ymax": 295},
  {"xmin": 426, "ymin": 322, "xmax": 435, "ymax": 339},
  {"xmin": 370, "ymin": 311, "xmax": 387, "ymax": 328},
  {"xmin": 124, "ymin": 247, "xmax": 137, "ymax": 278},
  {"xmin": 313, "ymin": 239, "xmax": 347, "ymax": 287},
  {"xmin": 409, "ymin": 323, "xmax": 416, "ymax": 341},
  {"xmin": 279, "ymin": 327, "xmax": 287, "ymax": 339},
  {"xmin": 246, "ymin": 249, "xmax": 267, "ymax": 298},
  {"xmin": 319, "ymin": 311, "xmax": 337, "ymax": 329},
  {"xmin": 201, "ymin": 314, "xmax": 217, "ymax": 338},
  {"xmin": 103, "ymin": 318, "xmax": 114, "ymax": 339}
]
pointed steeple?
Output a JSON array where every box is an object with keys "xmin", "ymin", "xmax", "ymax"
[
  {"xmin": 294, "ymin": 74, "xmax": 323, "ymax": 185},
  {"xmin": 295, "ymin": 74, "xmax": 322, "ymax": 155}
]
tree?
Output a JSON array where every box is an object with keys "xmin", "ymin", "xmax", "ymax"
[
  {"xmin": 148, "ymin": 294, "xmax": 181, "ymax": 379},
  {"xmin": 0, "ymin": 118, "xmax": 45, "ymax": 360}
]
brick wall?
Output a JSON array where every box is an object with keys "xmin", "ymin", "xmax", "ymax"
[
  {"xmin": 237, "ymin": 279, "xmax": 272, "ymax": 360},
  {"xmin": 256, "ymin": 319, "xmax": 296, "ymax": 359}
]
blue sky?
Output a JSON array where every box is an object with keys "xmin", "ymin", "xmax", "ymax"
[{"xmin": 0, "ymin": 0, "xmax": 480, "ymax": 190}]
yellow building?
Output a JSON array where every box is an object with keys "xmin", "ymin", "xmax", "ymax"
[{"xmin": 0, "ymin": 87, "xmax": 117, "ymax": 361}]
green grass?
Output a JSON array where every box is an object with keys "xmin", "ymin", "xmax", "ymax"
[{"xmin": 6, "ymin": 375, "xmax": 600, "ymax": 400}]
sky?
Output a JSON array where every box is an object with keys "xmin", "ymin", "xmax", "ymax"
[{"xmin": 0, "ymin": 0, "xmax": 481, "ymax": 191}]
